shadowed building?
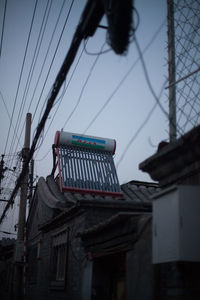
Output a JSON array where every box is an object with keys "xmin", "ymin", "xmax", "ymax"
[{"xmin": 26, "ymin": 131, "xmax": 158, "ymax": 300}]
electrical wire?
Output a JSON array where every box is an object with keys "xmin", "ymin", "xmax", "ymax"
[
  {"xmin": 116, "ymin": 78, "xmax": 168, "ymax": 169},
  {"xmin": 30, "ymin": 0, "xmax": 75, "ymax": 154},
  {"xmin": 35, "ymin": 43, "xmax": 87, "ymax": 160},
  {"xmin": 9, "ymin": 0, "xmax": 52, "ymax": 158},
  {"xmin": 3, "ymin": 0, "xmax": 39, "ymax": 190},
  {"xmin": 10, "ymin": 0, "xmax": 63, "ymax": 160},
  {"xmin": 0, "ymin": 0, "xmax": 84, "ymax": 225},
  {"xmin": 134, "ymin": 36, "xmax": 168, "ymax": 119},
  {"xmin": 35, "ymin": 41, "xmax": 104, "ymax": 157},
  {"xmin": 84, "ymin": 38, "xmax": 111, "ymax": 56},
  {"xmin": 32, "ymin": 0, "xmax": 75, "ymax": 123},
  {"xmin": 9, "ymin": 0, "xmax": 72, "ymax": 172},
  {"xmin": 1, "ymin": 149, "xmax": 22, "ymax": 191},
  {"xmin": 35, "ymin": 149, "xmax": 51, "ymax": 162},
  {"xmin": 63, "ymin": 42, "xmax": 106, "ymax": 129},
  {"xmin": 131, "ymin": 6, "xmax": 140, "ymax": 37},
  {"xmin": 3, "ymin": 0, "xmax": 74, "ymax": 206},
  {"xmin": 134, "ymin": 35, "xmax": 182, "ymax": 137},
  {"xmin": 0, "ymin": 0, "xmax": 7, "ymax": 59},
  {"xmin": 4, "ymin": 0, "xmax": 38, "ymax": 155},
  {"xmin": 0, "ymin": 91, "xmax": 22, "ymax": 149},
  {"xmin": 83, "ymin": 5, "xmax": 140, "ymax": 57},
  {"xmin": 2, "ymin": 152, "xmax": 19, "ymax": 157},
  {"xmin": 83, "ymin": 19, "xmax": 166, "ymax": 134}
]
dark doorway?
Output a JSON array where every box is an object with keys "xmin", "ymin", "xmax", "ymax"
[{"xmin": 92, "ymin": 252, "xmax": 126, "ymax": 300}]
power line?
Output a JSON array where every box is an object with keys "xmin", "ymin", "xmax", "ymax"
[
  {"xmin": 0, "ymin": 230, "xmax": 17, "ymax": 235},
  {"xmin": 63, "ymin": 42, "xmax": 105, "ymax": 129},
  {"xmin": 9, "ymin": 0, "xmax": 52, "ymax": 158},
  {"xmin": 35, "ymin": 149, "xmax": 51, "ymax": 162},
  {"xmin": 29, "ymin": 0, "xmax": 75, "ymax": 158},
  {"xmin": 4, "ymin": 0, "xmax": 38, "ymax": 154},
  {"xmin": 83, "ymin": 20, "xmax": 166, "ymax": 134},
  {"xmin": 83, "ymin": 38, "xmax": 111, "ymax": 56},
  {"xmin": 2, "ymin": 152, "xmax": 19, "ymax": 157},
  {"xmin": 0, "ymin": 0, "xmax": 101, "ymax": 225},
  {"xmin": 0, "ymin": 91, "xmax": 11, "ymax": 120},
  {"xmin": 1, "ymin": 29, "xmax": 82, "ymax": 220},
  {"xmin": 35, "ymin": 43, "xmax": 87, "ymax": 160},
  {"xmin": 134, "ymin": 35, "xmax": 182, "ymax": 137},
  {"xmin": 8, "ymin": 0, "xmax": 70, "ymax": 173},
  {"xmin": 0, "ymin": 0, "xmax": 7, "ymax": 59},
  {"xmin": 3, "ymin": 0, "xmax": 39, "ymax": 189},
  {"xmin": 35, "ymin": 42, "xmax": 106, "ymax": 160},
  {"xmin": 0, "ymin": 91, "xmax": 22, "ymax": 148},
  {"xmin": 28, "ymin": 0, "xmax": 76, "ymax": 162},
  {"xmin": 9, "ymin": 0, "xmax": 58, "ymax": 165},
  {"xmin": 134, "ymin": 36, "xmax": 168, "ymax": 120},
  {"xmin": 32, "ymin": 0, "xmax": 75, "ymax": 123},
  {"xmin": 34, "ymin": 42, "xmax": 104, "ymax": 159},
  {"xmin": 116, "ymin": 78, "xmax": 168, "ymax": 169}
]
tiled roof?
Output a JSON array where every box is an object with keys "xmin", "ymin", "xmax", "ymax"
[
  {"xmin": 76, "ymin": 212, "xmax": 150, "ymax": 237},
  {"xmin": 121, "ymin": 180, "xmax": 160, "ymax": 204},
  {"xmin": 38, "ymin": 177, "xmax": 158, "ymax": 230},
  {"xmin": 37, "ymin": 176, "xmax": 159, "ymax": 210},
  {"xmin": 76, "ymin": 181, "xmax": 158, "ymax": 238}
]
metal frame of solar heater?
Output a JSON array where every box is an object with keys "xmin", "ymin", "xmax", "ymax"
[{"xmin": 54, "ymin": 131, "xmax": 123, "ymax": 197}]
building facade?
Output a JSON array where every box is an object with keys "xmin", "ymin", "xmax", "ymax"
[{"xmin": 26, "ymin": 175, "xmax": 157, "ymax": 300}]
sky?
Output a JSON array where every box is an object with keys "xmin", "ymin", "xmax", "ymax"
[{"xmin": 0, "ymin": 0, "xmax": 168, "ymax": 236}]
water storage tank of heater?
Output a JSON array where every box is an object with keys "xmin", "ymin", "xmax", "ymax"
[
  {"xmin": 54, "ymin": 130, "xmax": 122, "ymax": 196},
  {"xmin": 54, "ymin": 130, "xmax": 116, "ymax": 154}
]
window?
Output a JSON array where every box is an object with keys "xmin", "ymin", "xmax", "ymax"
[
  {"xmin": 51, "ymin": 230, "xmax": 68, "ymax": 287},
  {"xmin": 55, "ymin": 244, "xmax": 67, "ymax": 281},
  {"xmin": 27, "ymin": 245, "xmax": 38, "ymax": 284}
]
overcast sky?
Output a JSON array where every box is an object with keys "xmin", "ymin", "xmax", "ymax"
[{"xmin": 0, "ymin": 0, "xmax": 168, "ymax": 236}]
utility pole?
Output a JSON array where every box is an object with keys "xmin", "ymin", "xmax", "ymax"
[
  {"xmin": 28, "ymin": 159, "xmax": 34, "ymax": 205},
  {"xmin": 167, "ymin": 0, "xmax": 177, "ymax": 142},
  {"xmin": 13, "ymin": 113, "xmax": 31, "ymax": 300},
  {"xmin": 0, "ymin": 0, "xmax": 133, "ymax": 226},
  {"xmin": 0, "ymin": 154, "xmax": 7, "ymax": 186}
]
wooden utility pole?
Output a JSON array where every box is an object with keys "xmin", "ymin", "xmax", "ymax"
[
  {"xmin": 0, "ymin": 154, "xmax": 6, "ymax": 186},
  {"xmin": 167, "ymin": 0, "xmax": 177, "ymax": 142},
  {"xmin": 13, "ymin": 113, "xmax": 31, "ymax": 300},
  {"xmin": 28, "ymin": 159, "xmax": 34, "ymax": 205}
]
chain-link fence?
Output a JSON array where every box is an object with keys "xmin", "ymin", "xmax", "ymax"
[{"xmin": 169, "ymin": 0, "xmax": 200, "ymax": 138}]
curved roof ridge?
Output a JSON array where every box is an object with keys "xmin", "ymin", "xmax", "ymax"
[{"xmin": 38, "ymin": 177, "xmax": 66, "ymax": 210}]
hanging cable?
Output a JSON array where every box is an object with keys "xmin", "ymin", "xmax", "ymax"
[
  {"xmin": 134, "ymin": 35, "xmax": 182, "ymax": 137},
  {"xmin": 35, "ymin": 43, "xmax": 87, "ymax": 160},
  {"xmin": 3, "ymin": 0, "xmax": 39, "ymax": 188},
  {"xmin": 116, "ymin": 78, "xmax": 168, "ymax": 169},
  {"xmin": 9, "ymin": 0, "xmax": 52, "ymax": 158},
  {"xmin": 83, "ymin": 19, "xmax": 166, "ymax": 134},
  {"xmin": 9, "ymin": 0, "xmax": 70, "ymax": 172},
  {"xmin": 32, "ymin": 0, "xmax": 75, "ymax": 123},
  {"xmin": 0, "ymin": 0, "xmax": 7, "ymax": 59},
  {"xmin": 0, "ymin": 0, "xmax": 95, "ymax": 225},
  {"xmin": 4, "ymin": 0, "xmax": 38, "ymax": 155},
  {"xmin": 83, "ymin": 38, "xmax": 111, "ymax": 56},
  {"xmin": 0, "ymin": 91, "xmax": 22, "ymax": 148},
  {"xmin": 63, "ymin": 42, "xmax": 106, "ymax": 129}
]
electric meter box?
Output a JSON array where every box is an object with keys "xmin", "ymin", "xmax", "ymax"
[{"xmin": 152, "ymin": 185, "xmax": 200, "ymax": 264}]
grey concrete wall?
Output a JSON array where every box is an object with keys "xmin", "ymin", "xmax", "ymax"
[{"xmin": 126, "ymin": 216, "xmax": 154, "ymax": 300}]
